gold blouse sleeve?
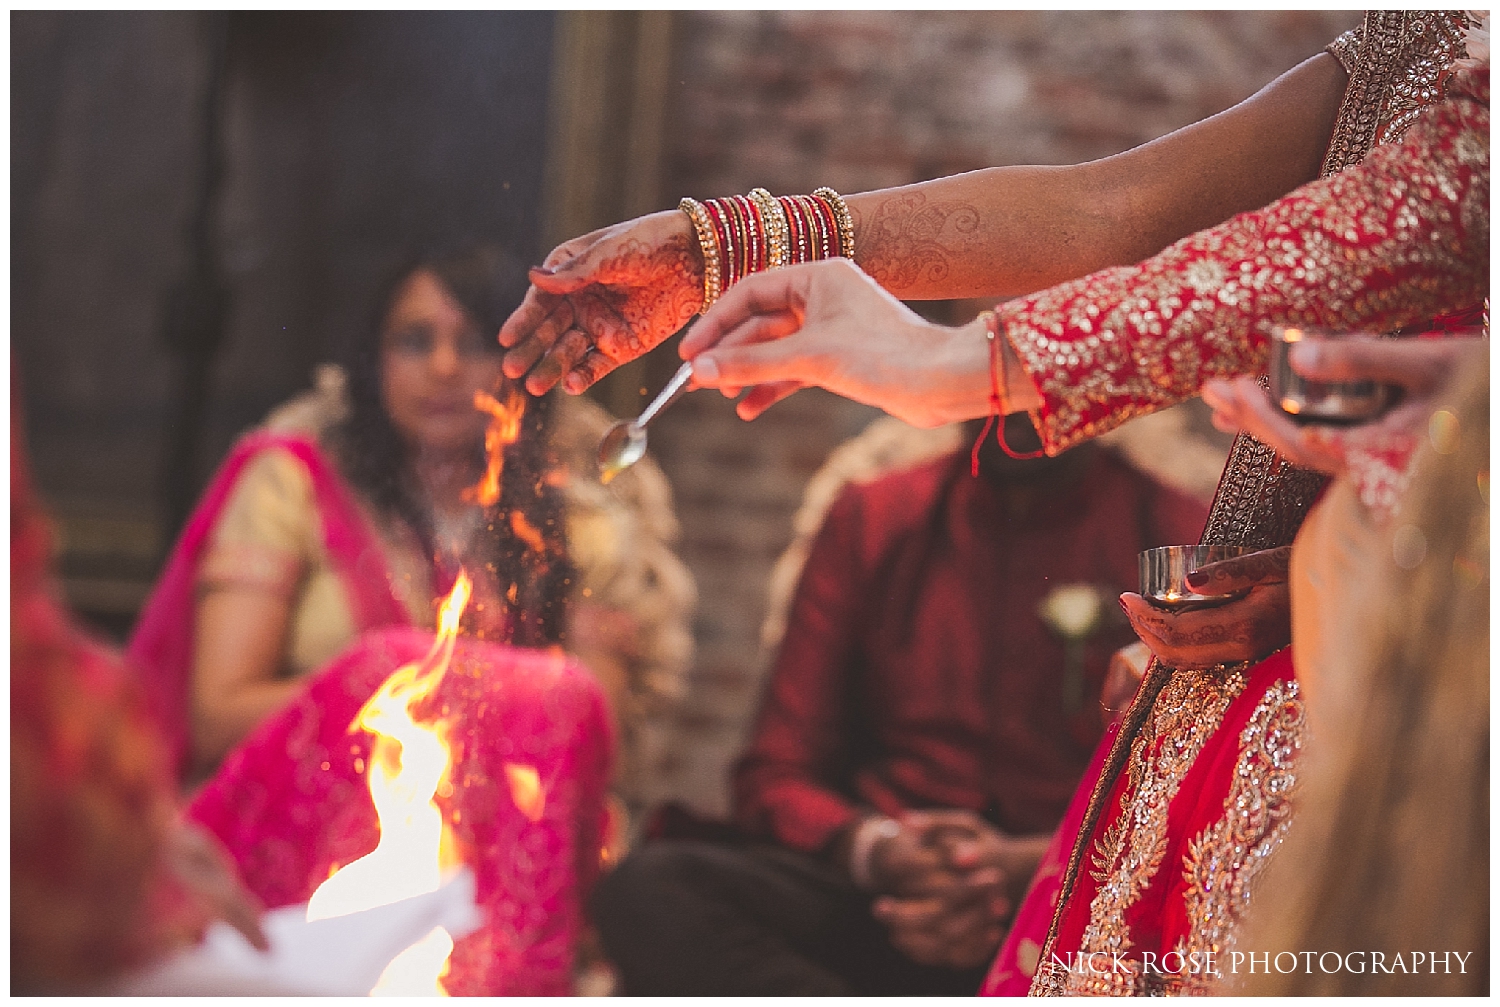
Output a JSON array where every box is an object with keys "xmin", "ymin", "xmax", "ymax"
[{"xmin": 197, "ymin": 447, "xmax": 317, "ymax": 596}]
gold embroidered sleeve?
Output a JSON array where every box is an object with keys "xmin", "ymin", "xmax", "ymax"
[{"xmin": 998, "ymin": 66, "xmax": 1489, "ymax": 455}]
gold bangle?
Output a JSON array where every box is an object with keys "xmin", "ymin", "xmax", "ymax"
[
  {"xmin": 678, "ymin": 196, "xmax": 722, "ymax": 310},
  {"xmin": 748, "ymin": 187, "xmax": 791, "ymax": 269},
  {"xmin": 813, "ymin": 186, "xmax": 855, "ymax": 261}
]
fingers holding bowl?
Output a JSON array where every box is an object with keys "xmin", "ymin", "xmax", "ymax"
[
  {"xmin": 1201, "ymin": 376, "xmax": 1350, "ymax": 474},
  {"xmin": 1183, "ymin": 545, "xmax": 1292, "ymax": 595},
  {"xmin": 1119, "ymin": 585, "xmax": 1290, "ymax": 668}
]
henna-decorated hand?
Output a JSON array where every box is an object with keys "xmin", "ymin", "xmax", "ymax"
[
  {"xmin": 1118, "ymin": 546, "xmax": 1292, "ymax": 668},
  {"xmin": 1200, "ymin": 336, "xmax": 1486, "ymax": 477},
  {"xmin": 498, "ymin": 211, "xmax": 705, "ymax": 395}
]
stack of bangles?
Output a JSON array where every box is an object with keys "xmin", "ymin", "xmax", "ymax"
[{"xmin": 679, "ymin": 186, "xmax": 855, "ymax": 311}]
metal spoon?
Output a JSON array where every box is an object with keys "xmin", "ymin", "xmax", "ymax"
[{"xmin": 597, "ymin": 361, "xmax": 695, "ymax": 484}]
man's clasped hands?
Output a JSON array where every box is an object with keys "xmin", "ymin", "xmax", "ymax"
[{"xmin": 843, "ymin": 810, "xmax": 1050, "ymax": 970}]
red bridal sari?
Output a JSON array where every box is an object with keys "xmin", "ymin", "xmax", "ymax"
[
  {"xmin": 127, "ymin": 431, "xmax": 612, "ymax": 995},
  {"xmin": 979, "ymin": 13, "xmax": 1484, "ymax": 995}
]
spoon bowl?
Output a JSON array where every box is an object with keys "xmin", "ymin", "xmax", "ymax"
[
  {"xmin": 597, "ymin": 421, "xmax": 648, "ymax": 484},
  {"xmin": 594, "ymin": 360, "xmax": 696, "ymax": 484}
]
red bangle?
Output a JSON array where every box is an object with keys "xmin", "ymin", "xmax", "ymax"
[
  {"xmin": 807, "ymin": 194, "xmax": 836, "ymax": 259},
  {"xmin": 732, "ymin": 194, "xmax": 758, "ymax": 279},
  {"xmin": 779, "ymin": 195, "xmax": 810, "ymax": 265},
  {"xmin": 738, "ymin": 194, "xmax": 766, "ymax": 275}
]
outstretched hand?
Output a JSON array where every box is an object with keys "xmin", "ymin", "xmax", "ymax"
[
  {"xmin": 1119, "ymin": 546, "xmax": 1292, "ymax": 669},
  {"xmin": 498, "ymin": 211, "xmax": 704, "ymax": 395},
  {"xmin": 1200, "ymin": 336, "xmax": 1485, "ymax": 477},
  {"xmin": 681, "ymin": 259, "xmax": 993, "ymax": 426}
]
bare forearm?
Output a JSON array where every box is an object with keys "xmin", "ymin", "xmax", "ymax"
[
  {"xmin": 192, "ymin": 679, "xmax": 301, "ymax": 766},
  {"xmin": 192, "ymin": 588, "xmax": 300, "ymax": 767},
  {"xmin": 847, "ymin": 53, "xmax": 1349, "ymax": 300}
]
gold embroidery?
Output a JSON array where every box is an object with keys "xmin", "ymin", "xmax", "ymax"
[
  {"xmin": 1090, "ymin": 813, "xmax": 1127, "ymax": 885},
  {"xmin": 1032, "ymin": 662, "xmax": 1175, "ymax": 996},
  {"xmin": 1377, "ymin": 13, "xmax": 1475, "ymax": 144},
  {"xmin": 1175, "ymin": 680, "xmax": 1305, "ymax": 995},
  {"xmin": 1042, "ymin": 670, "xmax": 1247, "ymax": 996},
  {"xmin": 1200, "ymin": 428, "xmax": 1329, "ymax": 552},
  {"xmin": 1322, "ymin": 12, "xmax": 1473, "ymax": 177},
  {"xmin": 1325, "ymin": 28, "xmax": 1361, "ymax": 77}
]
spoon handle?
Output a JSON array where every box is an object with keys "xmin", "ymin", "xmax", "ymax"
[{"xmin": 634, "ymin": 361, "xmax": 695, "ymax": 429}]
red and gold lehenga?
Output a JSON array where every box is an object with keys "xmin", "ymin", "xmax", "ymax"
[{"xmin": 977, "ymin": 11, "xmax": 1486, "ymax": 996}]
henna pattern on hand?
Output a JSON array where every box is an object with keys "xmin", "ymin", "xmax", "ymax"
[
  {"xmin": 523, "ymin": 228, "xmax": 704, "ymax": 391},
  {"xmin": 574, "ymin": 231, "xmax": 703, "ymax": 365},
  {"xmin": 1124, "ymin": 582, "xmax": 1290, "ymax": 665},
  {"xmin": 855, "ymin": 192, "xmax": 983, "ymax": 293}
]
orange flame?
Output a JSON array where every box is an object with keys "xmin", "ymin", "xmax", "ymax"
[
  {"xmin": 306, "ymin": 571, "xmax": 473, "ymax": 995},
  {"xmin": 463, "ymin": 389, "xmax": 525, "ymax": 508},
  {"xmin": 504, "ymin": 763, "xmax": 546, "ymax": 822},
  {"xmin": 509, "ymin": 510, "xmax": 547, "ymax": 554}
]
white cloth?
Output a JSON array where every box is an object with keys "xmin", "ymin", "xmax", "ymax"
[{"xmin": 110, "ymin": 869, "xmax": 482, "ymax": 996}]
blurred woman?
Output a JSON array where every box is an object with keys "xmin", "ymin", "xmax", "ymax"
[
  {"xmin": 128, "ymin": 247, "xmax": 625, "ymax": 994},
  {"xmin": 1240, "ymin": 362, "xmax": 1488, "ymax": 996},
  {"xmin": 12, "ymin": 400, "xmax": 266, "ymax": 992}
]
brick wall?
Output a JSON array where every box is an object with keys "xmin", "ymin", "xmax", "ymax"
[{"xmin": 641, "ymin": 10, "xmax": 1361, "ymax": 814}]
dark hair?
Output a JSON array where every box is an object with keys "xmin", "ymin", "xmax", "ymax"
[{"xmin": 332, "ymin": 245, "xmax": 571, "ymax": 647}]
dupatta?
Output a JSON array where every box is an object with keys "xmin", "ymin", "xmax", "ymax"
[{"xmin": 126, "ymin": 431, "xmax": 410, "ymax": 780}]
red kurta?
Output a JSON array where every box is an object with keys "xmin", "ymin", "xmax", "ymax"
[{"xmin": 733, "ymin": 447, "xmax": 1208, "ymax": 852}]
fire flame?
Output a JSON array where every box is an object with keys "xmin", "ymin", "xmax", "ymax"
[
  {"xmin": 504, "ymin": 763, "xmax": 545, "ymax": 822},
  {"xmin": 370, "ymin": 927, "xmax": 454, "ymax": 997},
  {"xmin": 306, "ymin": 571, "xmax": 473, "ymax": 995},
  {"xmin": 509, "ymin": 510, "xmax": 547, "ymax": 554},
  {"xmin": 463, "ymin": 388, "xmax": 525, "ymax": 508}
]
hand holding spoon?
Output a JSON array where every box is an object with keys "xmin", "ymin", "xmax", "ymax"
[{"xmin": 597, "ymin": 361, "xmax": 695, "ymax": 484}]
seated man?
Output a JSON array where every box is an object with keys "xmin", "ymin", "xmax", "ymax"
[{"xmin": 590, "ymin": 414, "xmax": 1208, "ymax": 994}]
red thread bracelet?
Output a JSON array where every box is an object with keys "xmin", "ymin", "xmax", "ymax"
[{"xmin": 971, "ymin": 311, "xmax": 1043, "ymax": 477}]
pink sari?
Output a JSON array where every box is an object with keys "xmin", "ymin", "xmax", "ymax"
[{"xmin": 127, "ymin": 433, "xmax": 612, "ymax": 995}]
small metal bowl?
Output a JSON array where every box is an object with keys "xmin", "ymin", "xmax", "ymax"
[
  {"xmin": 1139, "ymin": 545, "xmax": 1254, "ymax": 611},
  {"xmin": 1269, "ymin": 326, "xmax": 1394, "ymax": 425}
]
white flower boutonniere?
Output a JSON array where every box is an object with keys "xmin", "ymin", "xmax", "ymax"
[
  {"xmin": 1038, "ymin": 583, "xmax": 1111, "ymax": 713},
  {"xmin": 1038, "ymin": 583, "xmax": 1106, "ymax": 642}
]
